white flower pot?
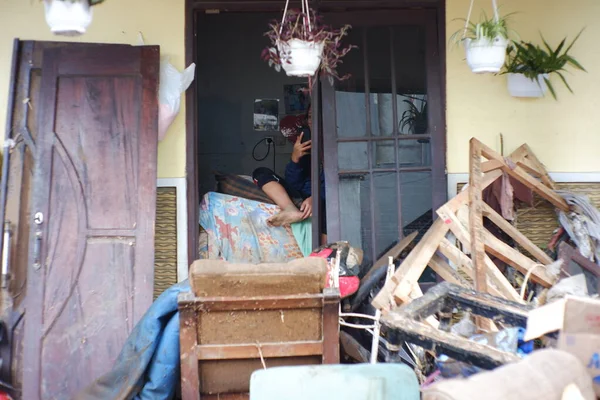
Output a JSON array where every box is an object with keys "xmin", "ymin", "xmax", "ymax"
[
  {"xmin": 507, "ymin": 73, "xmax": 549, "ymax": 98},
  {"xmin": 44, "ymin": 0, "xmax": 93, "ymax": 36},
  {"xmin": 464, "ymin": 36, "xmax": 508, "ymax": 74},
  {"xmin": 277, "ymin": 39, "xmax": 324, "ymax": 77}
]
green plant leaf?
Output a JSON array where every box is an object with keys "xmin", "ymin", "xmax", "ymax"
[
  {"xmin": 556, "ymin": 71, "xmax": 573, "ymax": 93},
  {"xmin": 544, "ymin": 76, "xmax": 557, "ymax": 100}
]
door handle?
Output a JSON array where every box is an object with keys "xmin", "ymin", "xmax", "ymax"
[{"xmin": 32, "ymin": 231, "xmax": 42, "ymax": 271}]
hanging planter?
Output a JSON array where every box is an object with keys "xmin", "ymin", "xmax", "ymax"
[
  {"xmin": 262, "ymin": 0, "xmax": 356, "ymax": 88},
  {"xmin": 506, "ymin": 73, "xmax": 548, "ymax": 98},
  {"xmin": 43, "ymin": 0, "xmax": 103, "ymax": 36},
  {"xmin": 277, "ymin": 39, "xmax": 324, "ymax": 77},
  {"xmin": 499, "ymin": 31, "xmax": 586, "ymax": 100},
  {"xmin": 450, "ymin": 0, "xmax": 515, "ymax": 74}
]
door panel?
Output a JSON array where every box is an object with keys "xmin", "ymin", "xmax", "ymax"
[
  {"xmin": 21, "ymin": 44, "xmax": 159, "ymax": 400},
  {"xmin": 322, "ymin": 10, "xmax": 445, "ymax": 264}
]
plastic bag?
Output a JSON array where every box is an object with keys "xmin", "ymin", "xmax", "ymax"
[{"xmin": 158, "ymin": 58, "xmax": 196, "ymax": 141}]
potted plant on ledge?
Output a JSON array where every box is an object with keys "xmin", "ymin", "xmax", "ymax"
[
  {"xmin": 44, "ymin": 0, "xmax": 105, "ymax": 36},
  {"xmin": 261, "ymin": 5, "xmax": 355, "ymax": 88},
  {"xmin": 450, "ymin": 3, "xmax": 516, "ymax": 74},
  {"xmin": 500, "ymin": 31, "xmax": 586, "ymax": 99}
]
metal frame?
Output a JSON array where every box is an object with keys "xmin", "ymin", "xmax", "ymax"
[
  {"xmin": 184, "ymin": 0, "xmax": 446, "ymax": 264},
  {"xmin": 321, "ymin": 9, "xmax": 446, "ymax": 263}
]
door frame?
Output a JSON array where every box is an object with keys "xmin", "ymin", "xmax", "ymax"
[{"xmin": 184, "ymin": 0, "xmax": 446, "ymax": 264}]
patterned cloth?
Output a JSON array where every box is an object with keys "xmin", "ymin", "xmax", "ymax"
[{"xmin": 199, "ymin": 192, "xmax": 304, "ymax": 263}]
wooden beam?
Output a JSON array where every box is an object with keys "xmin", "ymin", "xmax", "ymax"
[
  {"xmin": 481, "ymin": 160, "xmax": 504, "ymax": 173},
  {"xmin": 438, "ymin": 238, "xmax": 520, "ymax": 302},
  {"xmin": 469, "ymin": 138, "xmax": 488, "ymax": 294},
  {"xmin": 445, "ymin": 169, "xmax": 503, "ymax": 213},
  {"xmin": 481, "ymin": 202, "xmax": 553, "ymax": 265},
  {"xmin": 483, "ymin": 231, "xmax": 555, "ymax": 287},
  {"xmin": 371, "ymin": 219, "xmax": 449, "ymax": 310},
  {"xmin": 428, "ymin": 253, "xmax": 471, "ymax": 288},
  {"xmin": 511, "ymin": 144, "xmax": 556, "ymax": 190},
  {"xmin": 474, "ymin": 139, "xmax": 568, "ymax": 211}
]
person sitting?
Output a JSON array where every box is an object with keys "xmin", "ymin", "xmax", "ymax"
[{"xmin": 252, "ymin": 106, "xmax": 326, "ymax": 233}]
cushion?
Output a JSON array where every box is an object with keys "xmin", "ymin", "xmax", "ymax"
[{"xmin": 214, "ymin": 171, "xmax": 275, "ymax": 205}]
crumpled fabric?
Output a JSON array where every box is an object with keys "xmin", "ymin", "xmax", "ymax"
[
  {"xmin": 75, "ymin": 280, "xmax": 191, "ymax": 400},
  {"xmin": 556, "ymin": 190, "xmax": 600, "ymax": 264}
]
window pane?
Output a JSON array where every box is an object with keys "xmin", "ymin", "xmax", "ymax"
[
  {"xmin": 372, "ymin": 140, "xmax": 395, "ymax": 168},
  {"xmin": 338, "ymin": 142, "xmax": 368, "ymax": 170},
  {"xmin": 373, "ymin": 171, "xmax": 400, "ymax": 257},
  {"xmin": 398, "ymin": 139, "xmax": 431, "ymax": 167},
  {"xmin": 338, "ymin": 173, "xmax": 370, "ymax": 256},
  {"xmin": 400, "ymin": 171, "xmax": 433, "ymax": 237}
]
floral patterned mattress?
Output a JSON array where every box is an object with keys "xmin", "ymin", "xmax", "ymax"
[{"xmin": 198, "ymin": 192, "xmax": 304, "ymax": 263}]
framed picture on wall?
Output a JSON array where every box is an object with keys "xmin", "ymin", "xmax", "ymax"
[
  {"xmin": 253, "ymin": 99, "xmax": 279, "ymax": 131},
  {"xmin": 283, "ymin": 84, "xmax": 310, "ymax": 115}
]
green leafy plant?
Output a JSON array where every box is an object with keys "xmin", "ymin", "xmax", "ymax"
[
  {"xmin": 450, "ymin": 11, "xmax": 516, "ymax": 46},
  {"xmin": 400, "ymin": 97, "xmax": 427, "ymax": 135},
  {"xmin": 500, "ymin": 30, "xmax": 586, "ymax": 99}
]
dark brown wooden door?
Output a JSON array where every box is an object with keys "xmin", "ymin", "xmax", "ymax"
[
  {"xmin": 18, "ymin": 43, "xmax": 159, "ymax": 400},
  {"xmin": 322, "ymin": 10, "xmax": 446, "ymax": 264}
]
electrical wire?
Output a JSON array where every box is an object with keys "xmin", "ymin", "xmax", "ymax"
[{"xmin": 252, "ymin": 137, "xmax": 276, "ymax": 171}]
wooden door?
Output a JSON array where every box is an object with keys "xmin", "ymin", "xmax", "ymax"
[
  {"xmin": 321, "ymin": 10, "xmax": 446, "ymax": 265},
  {"xmin": 19, "ymin": 43, "xmax": 159, "ymax": 400}
]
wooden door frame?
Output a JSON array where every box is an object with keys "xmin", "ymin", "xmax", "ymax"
[{"xmin": 184, "ymin": 0, "xmax": 446, "ymax": 265}]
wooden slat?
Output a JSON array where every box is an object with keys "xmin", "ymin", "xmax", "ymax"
[
  {"xmin": 179, "ymin": 294, "xmax": 324, "ymax": 311},
  {"xmin": 511, "ymin": 144, "xmax": 556, "ymax": 190},
  {"xmin": 469, "ymin": 138, "xmax": 488, "ymax": 294},
  {"xmin": 437, "ymin": 238, "xmax": 511, "ymax": 300},
  {"xmin": 372, "ymin": 219, "xmax": 449, "ymax": 310},
  {"xmin": 179, "ymin": 293, "xmax": 201, "ymax": 400},
  {"xmin": 445, "ymin": 169, "xmax": 503, "ymax": 213},
  {"xmin": 483, "ymin": 231, "xmax": 555, "ymax": 287},
  {"xmin": 482, "ymin": 202, "xmax": 553, "ymax": 265},
  {"xmin": 428, "ymin": 253, "xmax": 471, "ymax": 287},
  {"xmin": 196, "ymin": 341, "xmax": 324, "ymax": 360},
  {"xmin": 475, "ymin": 139, "xmax": 568, "ymax": 211},
  {"xmin": 481, "ymin": 160, "xmax": 504, "ymax": 173}
]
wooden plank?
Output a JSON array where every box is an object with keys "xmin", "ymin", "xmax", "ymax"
[
  {"xmin": 361, "ymin": 231, "xmax": 418, "ymax": 282},
  {"xmin": 197, "ymin": 341, "xmax": 324, "ymax": 360},
  {"xmin": 372, "ymin": 219, "xmax": 449, "ymax": 310},
  {"xmin": 428, "ymin": 253, "xmax": 471, "ymax": 288},
  {"xmin": 386, "ymin": 220, "xmax": 449, "ymax": 308},
  {"xmin": 437, "ymin": 238, "xmax": 513, "ymax": 301},
  {"xmin": 445, "ymin": 169, "xmax": 503, "ymax": 213},
  {"xmin": 481, "ymin": 160, "xmax": 504, "ymax": 173},
  {"xmin": 469, "ymin": 138, "xmax": 488, "ymax": 294},
  {"xmin": 180, "ymin": 294, "xmax": 325, "ymax": 312},
  {"xmin": 179, "ymin": 293, "xmax": 201, "ymax": 400},
  {"xmin": 475, "ymin": 139, "xmax": 568, "ymax": 211},
  {"xmin": 483, "ymin": 231, "xmax": 555, "ymax": 287},
  {"xmin": 322, "ymin": 288, "xmax": 340, "ymax": 364},
  {"xmin": 511, "ymin": 144, "xmax": 556, "ymax": 190},
  {"xmin": 482, "ymin": 202, "xmax": 553, "ymax": 265}
]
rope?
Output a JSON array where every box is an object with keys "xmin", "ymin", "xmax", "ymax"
[
  {"xmin": 280, "ymin": 0, "xmax": 312, "ymax": 36},
  {"xmin": 520, "ymin": 263, "xmax": 545, "ymax": 299},
  {"xmin": 462, "ymin": 0, "xmax": 500, "ymax": 39}
]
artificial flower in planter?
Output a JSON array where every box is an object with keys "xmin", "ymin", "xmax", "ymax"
[
  {"xmin": 450, "ymin": 8, "xmax": 516, "ymax": 74},
  {"xmin": 499, "ymin": 31, "xmax": 586, "ymax": 99},
  {"xmin": 261, "ymin": 6, "xmax": 356, "ymax": 88},
  {"xmin": 44, "ymin": 0, "xmax": 104, "ymax": 36}
]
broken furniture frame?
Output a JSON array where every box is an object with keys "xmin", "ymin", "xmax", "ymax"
[
  {"xmin": 558, "ymin": 242, "xmax": 600, "ymax": 295},
  {"xmin": 178, "ymin": 288, "xmax": 340, "ymax": 400},
  {"xmin": 372, "ymin": 138, "xmax": 567, "ymax": 311},
  {"xmin": 381, "ymin": 282, "xmax": 532, "ymax": 370}
]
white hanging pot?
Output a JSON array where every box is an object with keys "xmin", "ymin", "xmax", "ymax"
[
  {"xmin": 44, "ymin": 0, "xmax": 93, "ymax": 36},
  {"xmin": 464, "ymin": 36, "xmax": 508, "ymax": 73},
  {"xmin": 277, "ymin": 39, "xmax": 324, "ymax": 77},
  {"xmin": 507, "ymin": 73, "xmax": 549, "ymax": 98}
]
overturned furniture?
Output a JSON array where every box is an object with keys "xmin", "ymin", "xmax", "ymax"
[{"xmin": 178, "ymin": 258, "xmax": 340, "ymax": 400}]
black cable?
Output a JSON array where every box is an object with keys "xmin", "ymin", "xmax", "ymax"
[{"xmin": 252, "ymin": 138, "xmax": 271, "ymax": 162}]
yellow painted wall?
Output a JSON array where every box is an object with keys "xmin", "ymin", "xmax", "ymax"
[
  {"xmin": 0, "ymin": 0, "xmax": 186, "ymax": 178},
  {"xmin": 446, "ymin": 0, "xmax": 600, "ymax": 173}
]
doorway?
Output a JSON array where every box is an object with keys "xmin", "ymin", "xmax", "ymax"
[{"xmin": 185, "ymin": 1, "xmax": 446, "ymax": 265}]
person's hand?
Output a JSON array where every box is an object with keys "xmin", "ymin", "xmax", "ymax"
[
  {"xmin": 300, "ymin": 197, "xmax": 312, "ymax": 220},
  {"xmin": 291, "ymin": 133, "xmax": 311, "ymax": 163}
]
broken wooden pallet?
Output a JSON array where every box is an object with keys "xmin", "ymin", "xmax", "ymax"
[{"xmin": 372, "ymin": 139, "xmax": 566, "ymax": 311}]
